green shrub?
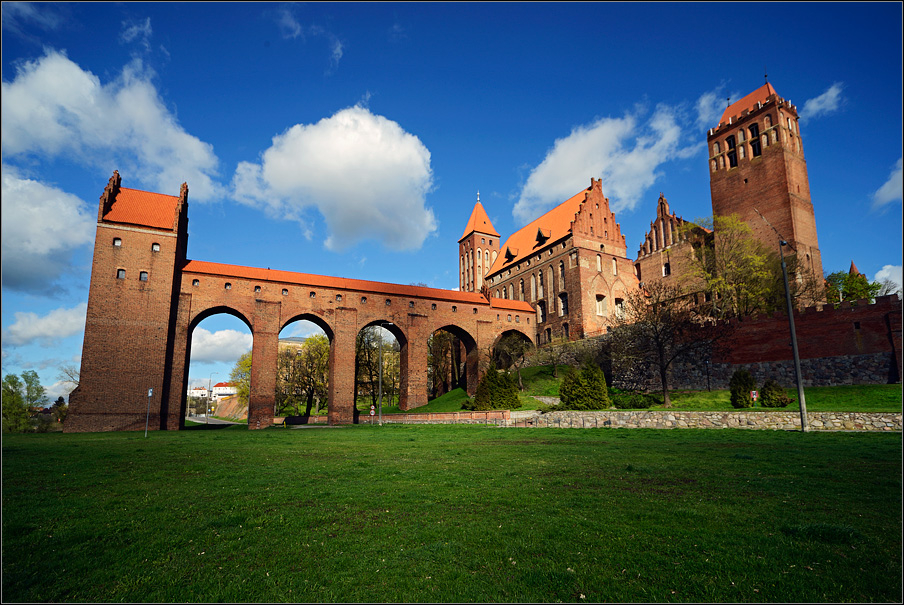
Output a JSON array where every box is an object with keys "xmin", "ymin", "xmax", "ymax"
[
  {"xmin": 611, "ymin": 391, "xmax": 659, "ymax": 409},
  {"xmin": 760, "ymin": 379, "xmax": 793, "ymax": 408},
  {"xmin": 463, "ymin": 361, "xmax": 521, "ymax": 410},
  {"xmin": 729, "ymin": 368, "xmax": 756, "ymax": 409},
  {"xmin": 558, "ymin": 360, "xmax": 610, "ymax": 410}
]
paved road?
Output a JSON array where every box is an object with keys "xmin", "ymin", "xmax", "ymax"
[{"xmin": 187, "ymin": 415, "xmax": 240, "ymax": 425}]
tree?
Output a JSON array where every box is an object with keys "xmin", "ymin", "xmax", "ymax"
[
  {"xmin": 494, "ymin": 332, "xmax": 533, "ymax": 391},
  {"xmin": 229, "ymin": 351, "xmax": 252, "ymax": 406},
  {"xmin": 825, "ymin": 270, "xmax": 883, "ymax": 305},
  {"xmin": 685, "ymin": 215, "xmax": 823, "ymax": 319},
  {"xmin": 2, "ymin": 374, "xmax": 31, "ymax": 433},
  {"xmin": 558, "ymin": 359, "xmax": 610, "ymax": 410},
  {"xmin": 355, "ymin": 326, "xmax": 400, "ymax": 408},
  {"xmin": 729, "ymin": 368, "xmax": 756, "ymax": 409},
  {"xmin": 428, "ymin": 330, "xmax": 456, "ymax": 397},
  {"xmin": 21, "ymin": 370, "xmax": 48, "ymax": 412},
  {"xmin": 610, "ymin": 281, "xmax": 718, "ymax": 408},
  {"xmin": 51, "ymin": 396, "xmax": 69, "ymax": 424},
  {"xmin": 464, "ymin": 360, "xmax": 520, "ymax": 411},
  {"xmin": 57, "ymin": 363, "xmax": 80, "ymax": 390}
]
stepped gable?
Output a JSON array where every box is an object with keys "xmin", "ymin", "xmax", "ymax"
[
  {"xmin": 460, "ymin": 200, "xmax": 499, "ymax": 240},
  {"xmin": 718, "ymin": 82, "xmax": 777, "ymax": 126},
  {"xmin": 488, "ymin": 180, "xmax": 624, "ymax": 276}
]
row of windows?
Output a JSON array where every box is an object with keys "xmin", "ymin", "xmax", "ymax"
[
  {"xmin": 113, "ymin": 237, "xmax": 161, "ymax": 252},
  {"xmin": 115, "ymin": 269, "xmax": 149, "ymax": 281}
]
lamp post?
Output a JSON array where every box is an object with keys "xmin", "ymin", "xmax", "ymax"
[
  {"xmin": 207, "ymin": 372, "xmax": 218, "ymax": 424},
  {"xmin": 779, "ymin": 241, "xmax": 808, "ymax": 432}
]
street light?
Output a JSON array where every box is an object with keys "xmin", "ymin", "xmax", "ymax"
[
  {"xmin": 779, "ymin": 241, "xmax": 808, "ymax": 432},
  {"xmin": 207, "ymin": 372, "xmax": 218, "ymax": 424}
]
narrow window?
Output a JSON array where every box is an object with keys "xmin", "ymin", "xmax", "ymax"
[
  {"xmin": 559, "ymin": 261, "xmax": 565, "ymax": 284},
  {"xmin": 537, "ymin": 300, "xmax": 547, "ymax": 323},
  {"xmin": 361, "ymin": 296, "xmax": 367, "ymax": 304},
  {"xmin": 225, "ymin": 282, "xmax": 232, "ymax": 290},
  {"xmin": 282, "ymin": 289, "xmax": 288, "ymax": 296},
  {"xmin": 336, "ymin": 294, "xmax": 342, "ymax": 302},
  {"xmin": 385, "ymin": 299, "xmax": 391, "ymax": 306},
  {"xmin": 663, "ymin": 262, "xmax": 671, "ymax": 276},
  {"xmin": 545, "ymin": 327, "xmax": 552, "ymax": 343},
  {"xmin": 614, "ymin": 298, "xmax": 625, "ymax": 317},
  {"xmin": 139, "ymin": 271, "xmax": 148, "ymax": 281},
  {"xmin": 635, "ymin": 263, "xmax": 642, "ymax": 281},
  {"xmin": 612, "ymin": 258, "xmax": 618, "ymax": 275},
  {"xmin": 254, "ymin": 285, "xmax": 261, "ymax": 293},
  {"xmin": 507, "ymin": 314, "xmax": 512, "ymax": 322},
  {"xmin": 508, "ymin": 284, "xmax": 514, "ymax": 300},
  {"xmin": 431, "ymin": 303, "xmax": 437, "ymax": 310},
  {"xmin": 113, "ymin": 238, "xmax": 122, "ymax": 247},
  {"xmin": 452, "ymin": 306, "xmax": 457, "ymax": 313},
  {"xmin": 473, "ymin": 308, "xmax": 478, "ymax": 314},
  {"xmin": 116, "ymin": 269, "xmax": 126, "ymax": 279},
  {"xmin": 749, "ymin": 123, "xmax": 761, "ymax": 157},
  {"xmin": 531, "ymin": 275, "xmax": 537, "ymax": 301},
  {"xmin": 563, "ymin": 323, "xmax": 569, "ymax": 339},
  {"xmin": 192, "ymin": 279, "xmax": 199, "ymax": 287},
  {"xmin": 409, "ymin": 301, "xmax": 415, "ymax": 308},
  {"xmin": 151, "ymin": 243, "xmax": 161, "ymax": 252},
  {"xmin": 309, "ymin": 291, "xmax": 316, "ymax": 298},
  {"xmin": 558, "ymin": 293, "xmax": 569, "ymax": 316},
  {"xmin": 515, "ymin": 315, "xmax": 520, "ymax": 323},
  {"xmin": 519, "ymin": 279, "xmax": 525, "ymax": 301},
  {"xmin": 726, "ymin": 135, "xmax": 737, "ymax": 167},
  {"xmin": 597, "ymin": 254, "xmax": 602, "ymax": 272},
  {"xmin": 713, "ymin": 142, "xmax": 720, "ymax": 156},
  {"xmin": 596, "ymin": 294, "xmax": 606, "ymax": 316}
]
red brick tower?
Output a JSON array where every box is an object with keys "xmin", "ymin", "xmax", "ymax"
[
  {"xmin": 65, "ymin": 171, "xmax": 189, "ymax": 432},
  {"xmin": 708, "ymin": 83, "xmax": 823, "ymax": 283},
  {"xmin": 458, "ymin": 193, "xmax": 500, "ymax": 293}
]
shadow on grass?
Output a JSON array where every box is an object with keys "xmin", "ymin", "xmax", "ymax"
[{"xmin": 181, "ymin": 422, "xmax": 245, "ymax": 431}]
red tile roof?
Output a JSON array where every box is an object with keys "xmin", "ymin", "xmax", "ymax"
[
  {"xmin": 487, "ymin": 187, "xmax": 588, "ymax": 276},
  {"xmin": 103, "ymin": 187, "xmax": 181, "ymax": 231},
  {"xmin": 460, "ymin": 201, "xmax": 499, "ymax": 240},
  {"xmin": 182, "ymin": 260, "xmax": 534, "ymax": 312},
  {"xmin": 719, "ymin": 83, "xmax": 777, "ymax": 125}
]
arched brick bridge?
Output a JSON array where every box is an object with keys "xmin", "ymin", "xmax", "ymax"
[{"xmin": 65, "ymin": 173, "xmax": 535, "ymax": 432}]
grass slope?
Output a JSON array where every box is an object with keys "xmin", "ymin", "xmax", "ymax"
[{"xmin": 2, "ymin": 426, "xmax": 901, "ymax": 603}]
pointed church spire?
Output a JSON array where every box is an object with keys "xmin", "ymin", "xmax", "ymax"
[{"xmin": 460, "ymin": 195, "xmax": 499, "ymax": 240}]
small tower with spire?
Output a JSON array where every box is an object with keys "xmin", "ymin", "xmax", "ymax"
[{"xmin": 458, "ymin": 192, "xmax": 500, "ymax": 293}]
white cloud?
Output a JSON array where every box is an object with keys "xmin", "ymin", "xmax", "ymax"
[
  {"xmin": 1, "ymin": 164, "xmax": 95, "ymax": 293},
  {"xmin": 120, "ymin": 17, "xmax": 153, "ymax": 52},
  {"xmin": 190, "ymin": 328, "xmax": 253, "ymax": 364},
  {"xmin": 1, "ymin": 2, "xmax": 66, "ymax": 36},
  {"xmin": 232, "ymin": 104, "xmax": 437, "ymax": 251},
  {"xmin": 799, "ymin": 82, "xmax": 844, "ymax": 122},
  {"xmin": 872, "ymin": 157, "xmax": 903, "ymax": 209},
  {"xmin": 513, "ymin": 104, "xmax": 700, "ymax": 223},
  {"xmin": 695, "ymin": 84, "xmax": 743, "ymax": 130},
  {"xmin": 874, "ymin": 265, "xmax": 903, "ymax": 295},
  {"xmin": 1, "ymin": 49, "xmax": 221, "ymax": 201},
  {"xmin": 3, "ymin": 303, "xmax": 88, "ymax": 347}
]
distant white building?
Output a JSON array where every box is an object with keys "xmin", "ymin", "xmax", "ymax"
[
  {"xmin": 188, "ymin": 386, "xmax": 208, "ymax": 399},
  {"xmin": 211, "ymin": 382, "xmax": 237, "ymax": 400}
]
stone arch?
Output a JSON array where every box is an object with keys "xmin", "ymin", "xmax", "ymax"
[{"xmin": 429, "ymin": 324, "xmax": 479, "ymax": 396}]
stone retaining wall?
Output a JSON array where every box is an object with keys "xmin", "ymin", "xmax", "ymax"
[{"xmin": 363, "ymin": 409, "xmax": 901, "ymax": 431}]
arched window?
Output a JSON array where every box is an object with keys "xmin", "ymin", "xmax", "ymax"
[
  {"xmin": 538, "ymin": 271, "xmax": 544, "ymax": 298},
  {"xmin": 151, "ymin": 243, "xmax": 160, "ymax": 252},
  {"xmin": 537, "ymin": 300, "xmax": 547, "ymax": 323},
  {"xmin": 116, "ymin": 269, "xmax": 126, "ymax": 279},
  {"xmin": 663, "ymin": 262, "xmax": 671, "ymax": 276},
  {"xmin": 612, "ymin": 258, "xmax": 618, "ymax": 275},
  {"xmin": 519, "ymin": 279, "xmax": 525, "ymax": 301},
  {"xmin": 508, "ymin": 284, "xmax": 514, "ymax": 300},
  {"xmin": 764, "ymin": 114, "xmax": 772, "ymax": 128},
  {"xmin": 597, "ymin": 254, "xmax": 602, "ymax": 272},
  {"xmin": 558, "ymin": 293, "xmax": 569, "ymax": 316},
  {"xmin": 530, "ymin": 274, "xmax": 537, "ymax": 301},
  {"xmin": 749, "ymin": 123, "xmax": 761, "ymax": 157},
  {"xmin": 192, "ymin": 279, "xmax": 199, "ymax": 287},
  {"xmin": 713, "ymin": 142, "xmax": 721, "ymax": 156},
  {"xmin": 113, "ymin": 238, "xmax": 122, "ymax": 247},
  {"xmin": 596, "ymin": 294, "xmax": 606, "ymax": 315},
  {"xmin": 726, "ymin": 135, "xmax": 737, "ymax": 167},
  {"xmin": 559, "ymin": 261, "xmax": 565, "ymax": 284}
]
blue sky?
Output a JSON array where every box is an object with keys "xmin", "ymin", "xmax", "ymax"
[{"xmin": 2, "ymin": 2, "xmax": 902, "ymax": 400}]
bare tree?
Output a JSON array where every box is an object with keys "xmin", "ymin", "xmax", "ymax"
[
  {"xmin": 57, "ymin": 364, "xmax": 80, "ymax": 390},
  {"xmin": 610, "ymin": 281, "xmax": 722, "ymax": 407}
]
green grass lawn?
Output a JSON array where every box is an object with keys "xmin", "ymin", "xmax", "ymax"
[{"xmin": 2, "ymin": 426, "xmax": 900, "ymax": 603}]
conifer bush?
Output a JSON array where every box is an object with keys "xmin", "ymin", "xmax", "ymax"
[
  {"xmin": 729, "ymin": 367, "xmax": 756, "ymax": 409},
  {"xmin": 462, "ymin": 360, "xmax": 521, "ymax": 410},
  {"xmin": 760, "ymin": 379, "xmax": 793, "ymax": 408},
  {"xmin": 558, "ymin": 359, "xmax": 610, "ymax": 410}
]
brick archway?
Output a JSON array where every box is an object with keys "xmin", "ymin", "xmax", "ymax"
[{"xmin": 65, "ymin": 173, "xmax": 536, "ymax": 433}]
